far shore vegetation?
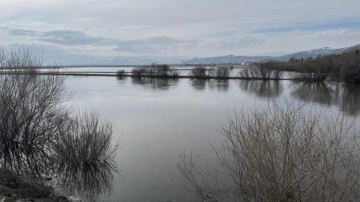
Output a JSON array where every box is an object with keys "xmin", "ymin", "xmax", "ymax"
[
  {"xmin": 121, "ymin": 49, "xmax": 360, "ymax": 84},
  {"xmin": 259, "ymin": 48, "xmax": 360, "ymax": 83},
  {"xmin": 1, "ymin": 48, "xmax": 359, "ymax": 85}
]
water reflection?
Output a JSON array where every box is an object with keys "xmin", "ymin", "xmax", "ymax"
[
  {"xmin": 53, "ymin": 113, "xmax": 118, "ymax": 201},
  {"xmin": 0, "ymin": 115, "xmax": 117, "ymax": 202},
  {"xmin": 208, "ymin": 79, "xmax": 229, "ymax": 92},
  {"xmin": 57, "ymin": 163, "xmax": 116, "ymax": 201},
  {"xmin": 190, "ymin": 79, "xmax": 229, "ymax": 92},
  {"xmin": 291, "ymin": 82, "xmax": 335, "ymax": 106},
  {"xmin": 116, "ymin": 75, "xmax": 127, "ymax": 85},
  {"xmin": 190, "ymin": 79, "xmax": 207, "ymax": 91},
  {"xmin": 239, "ymin": 80, "xmax": 283, "ymax": 98},
  {"xmin": 131, "ymin": 77, "xmax": 179, "ymax": 90},
  {"xmin": 290, "ymin": 82, "xmax": 360, "ymax": 116},
  {"xmin": 341, "ymin": 84, "xmax": 360, "ymax": 116}
]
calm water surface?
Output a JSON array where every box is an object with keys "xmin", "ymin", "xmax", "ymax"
[{"xmin": 65, "ymin": 75, "xmax": 360, "ymax": 202}]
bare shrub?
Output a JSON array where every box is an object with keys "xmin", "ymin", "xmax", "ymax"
[
  {"xmin": 0, "ymin": 47, "xmax": 42, "ymax": 70},
  {"xmin": 131, "ymin": 64, "xmax": 179, "ymax": 77},
  {"xmin": 0, "ymin": 48, "xmax": 6, "ymax": 67},
  {"xmin": 53, "ymin": 111, "xmax": 118, "ymax": 200},
  {"xmin": 293, "ymin": 72, "xmax": 328, "ymax": 82},
  {"xmin": 0, "ymin": 49, "xmax": 119, "ymax": 200},
  {"xmin": 176, "ymin": 101, "xmax": 360, "ymax": 201},
  {"xmin": 341, "ymin": 59, "xmax": 360, "ymax": 84},
  {"xmin": 0, "ymin": 74, "xmax": 68, "ymax": 177},
  {"xmin": 131, "ymin": 67, "xmax": 147, "ymax": 77},
  {"xmin": 190, "ymin": 66, "xmax": 207, "ymax": 78},
  {"xmin": 239, "ymin": 66, "xmax": 282, "ymax": 79},
  {"xmin": 207, "ymin": 67, "xmax": 216, "ymax": 77},
  {"xmin": 151, "ymin": 64, "xmax": 170, "ymax": 76},
  {"xmin": 292, "ymin": 61, "xmax": 329, "ymax": 82},
  {"xmin": 216, "ymin": 67, "xmax": 230, "ymax": 79},
  {"xmin": 217, "ymin": 102, "xmax": 360, "ymax": 201},
  {"xmin": 116, "ymin": 70, "xmax": 126, "ymax": 77},
  {"xmin": 239, "ymin": 67, "xmax": 251, "ymax": 78},
  {"xmin": 174, "ymin": 151, "xmax": 214, "ymax": 200}
]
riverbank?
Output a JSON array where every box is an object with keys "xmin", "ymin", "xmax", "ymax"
[{"xmin": 0, "ymin": 169, "xmax": 70, "ymax": 202}]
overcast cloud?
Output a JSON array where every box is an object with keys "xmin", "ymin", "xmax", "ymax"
[{"xmin": 0, "ymin": 0, "xmax": 359, "ymax": 59}]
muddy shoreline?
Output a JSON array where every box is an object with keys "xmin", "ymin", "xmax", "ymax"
[{"xmin": 0, "ymin": 169, "xmax": 70, "ymax": 202}]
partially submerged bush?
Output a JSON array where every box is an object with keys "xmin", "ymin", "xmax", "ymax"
[
  {"xmin": 291, "ymin": 59, "xmax": 331, "ymax": 82},
  {"xmin": 177, "ymin": 102, "xmax": 360, "ymax": 201},
  {"xmin": 131, "ymin": 67, "xmax": 147, "ymax": 77},
  {"xmin": 216, "ymin": 67, "xmax": 230, "ymax": 79},
  {"xmin": 0, "ymin": 74, "xmax": 68, "ymax": 177},
  {"xmin": 190, "ymin": 66, "xmax": 231, "ymax": 79},
  {"xmin": 341, "ymin": 59, "xmax": 360, "ymax": 84},
  {"xmin": 239, "ymin": 66, "xmax": 282, "ymax": 79},
  {"xmin": 218, "ymin": 102, "xmax": 360, "ymax": 201},
  {"xmin": 131, "ymin": 64, "xmax": 179, "ymax": 77},
  {"xmin": 53, "ymin": 111, "xmax": 118, "ymax": 199},
  {"xmin": 190, "ymin": 66, "xmax": 207, "ymax": 78},
  {"xmin": 116, "ymin": 70, "xmax": 126, "ymax": 77},
  {"xmin": 293, "ymin": 72, "xmax": 328, "ymax": 82},
  {"xmin": 150, "ymin": 64, "xmax": 171, "ymax": 77},
  {"xmin": 0, "ymin": 49, "xmax": 119, "ymax": 200}
]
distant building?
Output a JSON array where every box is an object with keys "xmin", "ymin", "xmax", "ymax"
[{"xmin": 241, "ymin": 60, "xmax": 257, "ymax": 66}]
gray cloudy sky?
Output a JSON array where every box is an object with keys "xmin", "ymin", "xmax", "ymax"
[{"xmin": 1, "ymin": 0, "xmax": 360, "ymax": 58}]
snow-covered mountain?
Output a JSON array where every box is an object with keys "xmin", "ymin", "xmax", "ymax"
[
  {"xmin": 276, "ymin": 47, "xmax": 347, "ymax": 61},
  {"xmin": 183, "ymin": 44, "xmax": 360, "ymax": 64},
  {"xmin": 6, "ymin": 43, "xmax": 360, "ymax": 66}
]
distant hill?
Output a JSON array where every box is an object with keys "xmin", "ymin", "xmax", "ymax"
[
  {"xmin": 6, "ymin": 43, "xmax": 360, "ymax": 66},
  {"xmin": 184, "ymin": 55, "xmax": 273, "ymax": 64},
  {"xmin": 183, "ymin": 44, "xmax": 360, "ymax": 64},
  {"xmin": 45, "ymin": 55, "xmax": 184, "ymax": 66}
]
